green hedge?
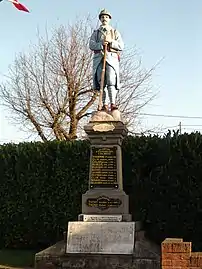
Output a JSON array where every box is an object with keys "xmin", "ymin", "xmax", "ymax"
[
  {"xmin": 0, "ymin": 140, "xmax": 90, "ymax": 249},
  {"xmin": 123, "ymin": 132, "xmax": 202, "ymax": 250},
  {"xmin": 1, "ymin": 132, "xmax": 202, "ymax": 250}
]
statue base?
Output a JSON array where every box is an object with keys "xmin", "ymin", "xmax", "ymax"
[
  {"xmin": 35, "ymin": 229, "xmax": 160, "ymax": 269},
  {"xmin": 90, "ymin": 110, "xmax": 122, "ymax": 122}
]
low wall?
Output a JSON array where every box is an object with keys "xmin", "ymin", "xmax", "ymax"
[{"xmin": 161, "ymin": 238, "xmax": 202, "ymax": 268}]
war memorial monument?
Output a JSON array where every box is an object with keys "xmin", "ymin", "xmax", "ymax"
[{"xmin": 35, "ymin": 9, "xmax": 160, "ymax": 269}]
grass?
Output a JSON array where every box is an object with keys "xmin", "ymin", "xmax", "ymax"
[{"xmin": 0, "ymin": 249, "xmax": 36, "ymax": 268}]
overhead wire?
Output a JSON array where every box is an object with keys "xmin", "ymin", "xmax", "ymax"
[{"xmin": 135, "ymin": 113, "xmax": 202, "ymax": 120}]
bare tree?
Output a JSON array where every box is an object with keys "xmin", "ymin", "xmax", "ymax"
[
  {"xmin": 118, "ymin": 47, "xmax": 159, "ymax": 129},
  {"xmin": 0, "ymin": 17, "xmax": 157, "ymax": 141}
]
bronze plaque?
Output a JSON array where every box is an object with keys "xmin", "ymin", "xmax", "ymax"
[
  {"xmin": 86, "ymin": 196, "xmax": 122, "ymax": 210},
  {"xmin": 90, "ymin": 147, "xmax": 118, "ymax": 188}
]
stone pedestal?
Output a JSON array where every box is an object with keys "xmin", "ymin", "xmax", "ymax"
[
  {"xmin": 64, "ymin": 116, "xmax": 134, "ymax": 256},
  {"xmin": 35, "ymin": 111, "xmax": 160, "ymax": 269},
  {"xmin": 81, "ymin": 118, "xmax": 131, "ymax": 221}
]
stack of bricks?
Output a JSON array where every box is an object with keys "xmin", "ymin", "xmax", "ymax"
[{"xmin": 161, "ymin": 238, "xmax": 202, "ymax": 269}]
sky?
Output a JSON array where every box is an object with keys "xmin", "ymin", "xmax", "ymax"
[{"xmin": 0, "ymin": 0, "xmax": 202, "ymax": 143}]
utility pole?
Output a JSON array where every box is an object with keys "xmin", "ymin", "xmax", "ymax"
[{"xmin": 179, "ymin": 121, "xmax": 182, "ymax": 134}]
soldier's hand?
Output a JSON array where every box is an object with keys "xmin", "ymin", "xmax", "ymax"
[{"xmin": 103, "ymin": 40, "xmax": 108, "ymax": 46}]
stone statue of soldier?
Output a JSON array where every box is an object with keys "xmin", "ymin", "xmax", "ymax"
[{"xmin": 89, "ymin": 9, "xmax": 124, "ymax": 112}]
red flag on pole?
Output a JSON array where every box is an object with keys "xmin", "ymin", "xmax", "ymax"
[
  {"xmin": 13, "ymin": 0, "xmax": 29, "ymax": 12},
  {"xmin": 7, "ymin": 0, "xmax": 29, "ymax": 12}
]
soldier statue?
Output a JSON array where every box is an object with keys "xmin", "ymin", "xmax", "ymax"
[{"xmin": 89, "ymin": 9, "xmax": 124, "ymax": 112}]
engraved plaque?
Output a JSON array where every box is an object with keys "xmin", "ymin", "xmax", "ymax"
[
  {"xmin": 66, "ymin": 221, "xmax": 135, "ymax": 254},
  {"xmin": 83, "ymin": 214, "xmax": 122, "ymax": 222},
  {"xmin": 86, "ymin": 196, "xmax": 122, "ymax": 210},
  {"xmin": 90, "ymin": 147, "xmax": 118, "ymax": 188}
]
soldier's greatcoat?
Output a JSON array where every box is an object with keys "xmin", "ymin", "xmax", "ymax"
[{"xmin": 89, "ymin": 26, "xmax": 124, "ymax": 91}]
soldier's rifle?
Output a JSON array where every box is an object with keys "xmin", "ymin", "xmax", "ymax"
[{"xmin": 98, "ymin": 40, "xmax": 108, "ymax": 111}]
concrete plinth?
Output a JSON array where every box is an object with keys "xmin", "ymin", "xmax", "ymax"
[{"xmin": 35, "ymin": 231, "xmax": 160, "ymax": 269}]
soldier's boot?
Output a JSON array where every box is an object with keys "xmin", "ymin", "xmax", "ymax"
[
  {"xmin": 101, "ymin": 104, "xmax": 109, "ymax": 112},
  {"xmin": 111, "ymin": 103, "xmax": 118, "ymax": 111}
]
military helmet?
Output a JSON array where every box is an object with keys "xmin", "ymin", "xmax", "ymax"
[{"xmin": 99, "ymin": 9, "xmax": 112, "ymax": 20}]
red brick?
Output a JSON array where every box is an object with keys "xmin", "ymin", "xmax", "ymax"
[
  {"xmin": 190, "ymin": 252, "xmax": 202, "ymax": 266},
  {"xmin": 162, "ymin": 242, "xmax": 173, "ymax": 253},
  {"xmin": 162, "ymin": 253, "xmax": 190, "ymax": 260},
  {"xmin": 162, "ymin": 241, "xmax": 191, "ymax": 253},
  {"xmin": 162, "ymin": 267, "xmax": 189, "ymax": 269},
  {"xmin": 161, "ymin": 259, "xmax": 172, "ymax": 266},
  {"xmin": 173, "ymin": 242, "xmax": 191, "ymax": 253},
  {"xmin": 162, "ymin": 238, "xmax": 183, "ymax": 252},
  {"xmin": 163, "ymin": 238, "xmax": 183, "ymax": 243},
  {"xmin": 171, "ymin": 258, "xmax": 189, "ymax": 266}
]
